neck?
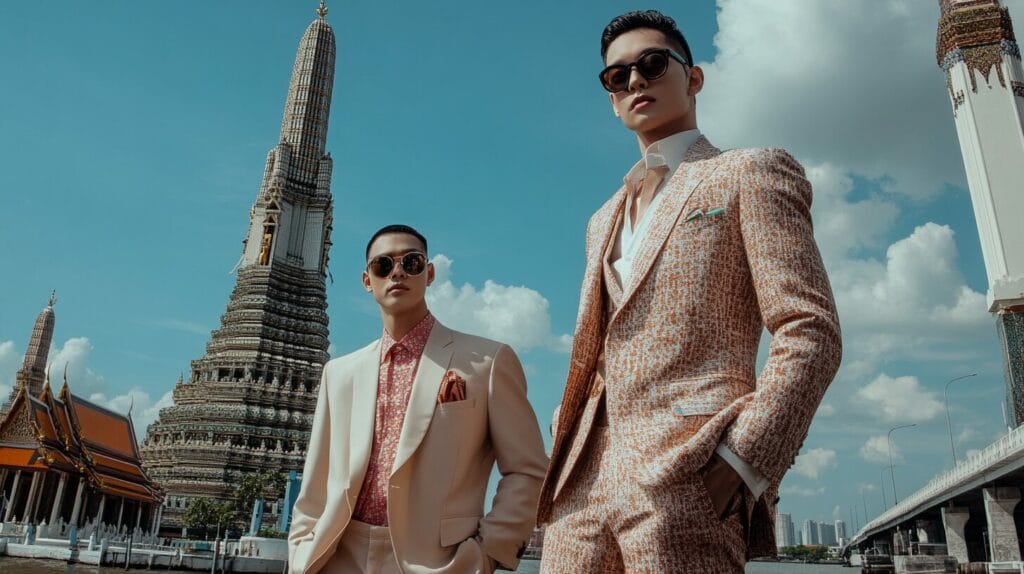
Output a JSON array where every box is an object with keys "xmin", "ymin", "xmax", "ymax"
[
  {"xmin": 636, "ymin": 117, "xmax": 696, "ymax": 150},
  {"xmin": 382, "ymin": 303, "xmax": 430, "ymax": 341}
]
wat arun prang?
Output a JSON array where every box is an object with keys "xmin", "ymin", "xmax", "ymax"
[{"xmin": 141, "ymin": 3, "xmax": 336, "ymax": 530}]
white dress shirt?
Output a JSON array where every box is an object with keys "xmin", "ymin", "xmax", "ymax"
[{"xmin": 610, "ymin": 129, "xmax": 770, "ymax": 500}]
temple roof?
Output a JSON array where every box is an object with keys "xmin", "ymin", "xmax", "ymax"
[{"xmin": 0, "ymin": 379, "xmax": 163, "ymax": 503}]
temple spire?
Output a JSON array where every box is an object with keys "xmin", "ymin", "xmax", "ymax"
[
  {"xmin": 0, "ymin": 293, "xmax": 57, "ymax": 418},
  {"xmin": 317, "ymin": 0, "xmax": 328, "ymax": 19}
]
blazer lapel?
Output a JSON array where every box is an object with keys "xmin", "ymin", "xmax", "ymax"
[
  {"xmin": 349, "ymin": 340, "xmax": 382, "ymax": 487},
  {"xmin": 610, "ymin": 137, "xmax": 722, "ymax": 327},
  {"xmin": 390, "ymin": 323, "xmax": 455, "ymax": 477},
  {"xmin": 569, "ymin": 191, "xmax": 623, "ymax": 372},
  {"xmin": 602, "ymin": 197, "xmax": 627, "ymax": 310}
]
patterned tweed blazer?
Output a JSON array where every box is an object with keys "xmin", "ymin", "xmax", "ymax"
[{"xmin": 537, "ymin": 136, "xmax": 842, "ymax": 555}]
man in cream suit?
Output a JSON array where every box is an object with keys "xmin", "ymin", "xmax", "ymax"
[
  {"xmin": 538, "ymin": 11, "xmax": 842, "ymax": 573},
  {"xmin": 289, "ymin": 225, "xmax": 548, "ymax": 574}
]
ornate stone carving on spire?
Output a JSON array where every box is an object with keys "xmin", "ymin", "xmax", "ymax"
[
  {"xmin": 937, "ymin": 0, "xmax": 1021, "ymax": 92},
  {"xmin": 0, "ymin": 293, "xmax": 57, "ymax": 420},
  {"xmin": 141, "ymin": 7, "xmax": 336, "ymax": 532},
  {"xmin": 317, "ymin": 0, "xmax": 328, "ymax": 19}
]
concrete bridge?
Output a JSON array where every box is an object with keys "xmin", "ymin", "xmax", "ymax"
[{"xmin": 846, "ymin": 424, "xmax": 1024, "ymax": 571}]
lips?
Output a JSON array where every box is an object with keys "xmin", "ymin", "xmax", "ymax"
[
  {"xmin": 631, "ymin": 95, "xmax": 655, "ymax": 111},
  {"xmin": 387, "ymin": 284, "xmax": 408, "ymax": 294}
]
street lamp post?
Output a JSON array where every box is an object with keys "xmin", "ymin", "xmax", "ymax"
[
  {"xmin": 888, "ymin": 423, "xmax": 917, "ymax": 505},
  {"xmin": 944, "ymin": 373, "xmax": 977, "ymax": 467},
  {"xmin": 880, "ymin": 467, "xmax": 889, "ymax": 509}
]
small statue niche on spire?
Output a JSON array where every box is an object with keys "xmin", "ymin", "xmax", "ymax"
[
  {"xmin": 317, "ymin": 0, "xmax": 328, "ymax": 19},
  {"xmin": 48, "ymin": 290, "xmax": 57, "ymax": 307}
]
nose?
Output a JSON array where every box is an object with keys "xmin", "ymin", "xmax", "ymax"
[
  {"xmin": 389, "ymin": 261, "xmax": 407, "ymax": 280},
  {"xmin": 627, "ymin": 65, "xmax": 648, "ymax": 92}
]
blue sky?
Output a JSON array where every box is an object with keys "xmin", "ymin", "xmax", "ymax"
[{"xmin": 1, "ymin": 0, "xmax": 1021, "ymax": 536}]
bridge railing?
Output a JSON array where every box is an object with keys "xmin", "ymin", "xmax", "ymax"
[{"xmin": 850, "ymin": 423, "xmax": 1024, "ymax": 545}]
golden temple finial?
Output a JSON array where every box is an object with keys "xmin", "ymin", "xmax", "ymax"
[
  {"xmin": 48, "ymin": 289, "xmax": 57, "ymax": 307},
  {"xmin": 317, "ymin": 0, "xmax": 328, "ymax": 19}
]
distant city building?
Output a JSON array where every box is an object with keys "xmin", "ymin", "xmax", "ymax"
[
  {"xmin": 835, "ymin": 519, "xmax": 848, "ymax": 542},
  {"xmin": 803, "ymin": 519, "xmax": 819, "ymax": 546},
  {"xmin": 776, "ymin": 512, "xmax": 796, "ymax": 548},
  {"xmin": 818, "ymin": 521, "xmax": 837, "ymax": 546}
]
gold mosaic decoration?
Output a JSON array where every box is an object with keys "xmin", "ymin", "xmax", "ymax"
[{"xmin": 937, "ymin": 0, "xmax": 1019, "ymax": 92}]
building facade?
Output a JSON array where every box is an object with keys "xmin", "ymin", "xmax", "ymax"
[
  {"xmin": 937, "ymin": 0, "xmax": 1024, "ymax": 423},
  {"xmin": 140, "ymin": 2, "xmax": 336, "ymax": 531},
  {"xmin": 775, "ymin": 512, "xmax": 796, "ymax": 548}
]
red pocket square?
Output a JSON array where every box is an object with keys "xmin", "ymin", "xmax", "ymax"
[{"xmin": 438, "ymin": 370, "xmax": 467, "ymax": 404}]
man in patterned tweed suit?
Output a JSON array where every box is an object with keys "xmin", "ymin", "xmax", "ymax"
[{"xmin": 537, "ymin": 10, "xmax": 842, "ymax": 573}]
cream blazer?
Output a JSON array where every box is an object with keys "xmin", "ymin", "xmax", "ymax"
[{"xmin": 289, "ymin": 322, "xmax": 548, "ymax": 573}]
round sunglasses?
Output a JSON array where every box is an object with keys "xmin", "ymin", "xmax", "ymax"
[
  {"xmin": 367, "ymin": 251, "xmax": 427, "ymax": 278},
  {"xmin": 599, "ymin": 48, "xmax": 690, "ymax": 93}
]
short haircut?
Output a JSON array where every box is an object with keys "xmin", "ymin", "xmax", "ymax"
[
  {"xmin": 600, "ymin": 10, "xmax": 693, "ymax": 66},
  {"xmin": 365, "ymin": 224, "xmax": 428, "ymax": 259}
]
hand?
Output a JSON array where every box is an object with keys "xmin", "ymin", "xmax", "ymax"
[{"xmin": 701, "ymin": 454, "xmax": 744, "ymax": 519}]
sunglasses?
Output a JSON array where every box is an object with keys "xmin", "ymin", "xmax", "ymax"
[
  {"xmin": 367, "ymin": 251, "xmax": 427, "ymax": 278},
  {"xmin": 599, "ymin": 48, "xmax": 690, "ymax": 93}
]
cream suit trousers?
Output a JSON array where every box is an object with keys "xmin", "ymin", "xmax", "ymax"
[{"xmin": 322, "ymin": 520, "xmax": 402, "ymax": 574}]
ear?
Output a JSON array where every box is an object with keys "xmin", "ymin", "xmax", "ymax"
[
  {"xmin": 426, "ymin": 262, "xmax": 435, "ymax": 286},
  {"xmin": 362, "ymin": 271, "xmax": 372, "ymax": 292},
  {"xmin": 687, "ymin": 65, "xmax": 705, "ymax": 97},
  {"xmin": 609, "ymin": 92, "xmax": 620, "ymax": 117}
]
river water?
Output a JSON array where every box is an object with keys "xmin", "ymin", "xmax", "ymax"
[{"xmin": 0, "ymin": 556, "xmax": 850, "ymax": 573}]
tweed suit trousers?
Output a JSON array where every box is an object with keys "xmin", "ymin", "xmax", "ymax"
[{"xmin": 541, "ymin": 413, "xmax": 747, "ymax": 574}]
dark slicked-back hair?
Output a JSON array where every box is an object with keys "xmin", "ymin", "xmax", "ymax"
[
  {"xmin": 600, "ymin": 10, "xmax": 693, "ymax": 66},
  {"xmin": 365, "ymin": 224, "xmax": 428, "ymax": 259}
]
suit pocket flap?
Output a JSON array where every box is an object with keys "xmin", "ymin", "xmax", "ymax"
[{"xmin": 439, "ymin": 515, "xmax": 481, "ymax": 547}]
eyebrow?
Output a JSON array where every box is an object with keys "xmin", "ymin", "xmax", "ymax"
[
  {"xmin": 368, "ymin": 248, "xmax": 423, "ymax": 260},
  {"xmin": 607, "ymin": 46, "xmax": 665, "ymax": 66}
]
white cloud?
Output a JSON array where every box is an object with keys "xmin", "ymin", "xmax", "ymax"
[
  {"xmin": 860, "ymin": 435, "xmax": 903, "ymax": 465},
  {"xmin": 87, "ymin": 387, "xmax": 175, "ymax": 441},
  {"xmin": 806, "ymin": 163, "xmax": 900, "ymax": 264},
  {"xmin": 857, "ymin": 373, "xmax": 944, "ymax": 423},
  {"xmin": 793, "ymin": 448, "xmax": 838, "ymax": 479},
  {"xmin": 0, "ymin": 340, "xmax": 18, "ymax": 399},
  {"xmin": 835, "ymin": 224, "xmax": 987, "ymax": 336},
  {"xmin": 47, "ymin": 337, "xmax": 106, "ymax": 395},
  {"xmin": 858, "ymin": 483, "xmax": 877, "ymax": 494},
  {"xmin": 817, "ymin": 403, "xmax": 835, "ymax": 417},
  {"xmin": 426, "ymin": 254, "xmax": 571, "ymax": 353},
  {"xmin": 698, "ymin": 1, "xmax": 1024, "ymax": 199},
  {"xmin": 781, "ymin": 485, "xmax": 826, "ymax": 497},
  {"xmin": 957, "ymin": 426, "xmax": 981, "ymax": 445}
]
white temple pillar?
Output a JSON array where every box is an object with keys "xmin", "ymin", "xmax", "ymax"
[
  {"xmin": 49, "ymin": 472, "xmax": 68, "ymax": 526},
  {"xmin": 116, "ymin": 496, "xmax": 125, "ymax": 530},
  {"xmin": 68, "ymin": 477, "xmax": 86, "ymax": 528},
  {"xmin": 96, "ymin": 494, "xmax": 107, "ymax": 526},
  {"xmin": 155, "ymin": 504, "xmax": 164, "ymax": 535},
  {"xmin": 135, "ymin": 502, "xmax": 143, "ymax": 530},
  {"xmin": 4, "ymin": 470, "xmax": 23, "ymax": 521},
  {"xmin": 21, "ymin": 472, "xmax": 41, "ymax": 522},
  {"xmin": 148, "ymin": 504, "xmax": 158, "ymax": 535}
]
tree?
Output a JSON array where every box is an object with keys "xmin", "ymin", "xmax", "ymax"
[
  {"xmin": 182, "ymin": 497, "xmax": 238, "ymax": 539},
  {"xmin": 235, "ymin": 470, "xmax": 286, "ymax": 514}
]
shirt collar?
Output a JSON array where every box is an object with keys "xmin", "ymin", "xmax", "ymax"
[
  {"xmin": 623, "ymin": 128, "xmax": 702, "ymax": 186},
  {"xmin": 380, "ymin": 312, "xmax": 436, "ymax": 364}
]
